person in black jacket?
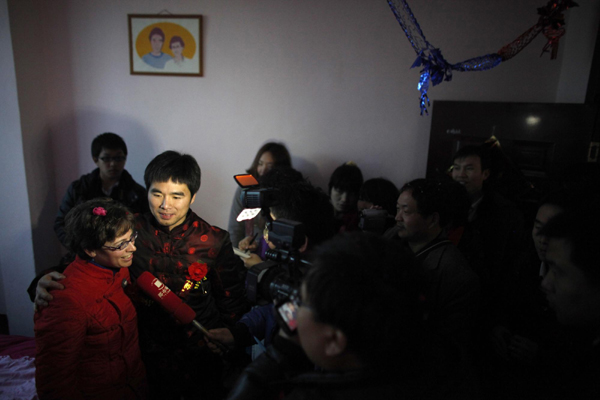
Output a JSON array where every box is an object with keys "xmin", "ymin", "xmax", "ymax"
[
  {"xmin": 54, "ymin": 132, "xmax": 148, "ymax": 247},
  {"xmin": 227, "ymin": 232, "xmax": 425, "ymax": 400}
]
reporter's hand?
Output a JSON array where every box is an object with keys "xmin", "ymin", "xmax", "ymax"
[
  {"xmin": 490, "ymin": 325, "xmax": 512, "ymax": 360},
  {"xmin": 205, "ymin": 328, "xmax": 234, "ymax": 355},
  {"xmin": 277, "ymin": 326, "xmax": 300, "ymax": 345},
  {"xmin": 242, "ymin": 253, "xmax": 263, "ymax": 269},
  {"xmin": 34, "ymin": 272, "xmax": 66, "ymax": 311},
  {"xmin": 509, "ymin": 335, "xmax": 539, "ymax": 365},
  {"xmin": 239, "ymin": 235, "xmax": 259, "ymax": 252}
]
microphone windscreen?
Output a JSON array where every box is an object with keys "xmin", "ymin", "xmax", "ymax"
[{"xmin": 137, "ymin": 271, "xmax": 196, "ymax": 325}]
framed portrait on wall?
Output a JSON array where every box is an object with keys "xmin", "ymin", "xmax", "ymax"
[{"xmin": 128, "ymin": 14, "xmax": 202, "ymax": 77}]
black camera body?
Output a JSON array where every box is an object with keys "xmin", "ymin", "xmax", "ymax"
[
  {"xmin": 359, "ymin": 208, "xmax": 392, "ymax": 234},
  {"xmin": 245, "ymin": 219, "xmax": 309, "ymax": 305},
  {"xmin": 240, "ymin": 187, "xmax": 279, "ymax": 210}
]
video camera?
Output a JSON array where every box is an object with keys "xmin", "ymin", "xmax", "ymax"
[
  {"xmin": 245, "ymin": 219, "xmax": 309, "ymax": 304},
  {"xmin": 358, "ymin": 208, "xmax": 393, "ymax": 235},
  {"xmin": 233, "ymin": 174, "xmax": 278, "ymax": 221},
  {"xmin": 233, "ymin": 174, "xmax": 311, "ymax": 335}
]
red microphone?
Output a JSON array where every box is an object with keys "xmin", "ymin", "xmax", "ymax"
[
  {"xmin": 136, "ymin": 271, "xmax": 196, "ymax": 324},
  {"xmin": 136, "ymin": 272, "xmax": 229, "ymax": 352},
  {"xmin": 136, "ymin": 271, "xmax": 230, "ymax": 354}
]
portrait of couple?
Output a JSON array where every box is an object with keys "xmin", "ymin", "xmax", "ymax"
[{"xmin": 129, "ymin": 15, "xmax": 202, "ymax": 76}]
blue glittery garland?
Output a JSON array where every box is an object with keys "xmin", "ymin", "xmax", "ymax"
[{"xmin": 387, "ymin": 0, "xmax": 576, "ymax": 115}]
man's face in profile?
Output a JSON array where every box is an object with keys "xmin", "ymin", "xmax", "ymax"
[
  {"xmin": 150, "ymin": 34, "xmax": 164, "ymax": 54},
  {"xmin": 395, "ymin": 190, "xmax": 431, "ymax": 243},
  {"xmin": 541, "ymin": 238, "xmax": 600, "ymax": 325}
]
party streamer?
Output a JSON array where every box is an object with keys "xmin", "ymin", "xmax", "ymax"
[{"xmin": 387, "ymin": 0, "xmax": 578, "ymax": 114}]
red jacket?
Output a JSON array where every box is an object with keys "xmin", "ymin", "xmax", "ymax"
[{"xmin": 35, "ymin": 257, "xmax": 146, "ymax": 399}]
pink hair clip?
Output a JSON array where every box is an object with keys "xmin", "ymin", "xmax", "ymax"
[{"xmin": 93, "ymin": 207, "xmax": 107, "ymax": 216}]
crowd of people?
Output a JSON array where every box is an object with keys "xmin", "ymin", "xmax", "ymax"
[{"xmin": 29, "ymin": 133, "xmax": 600, "ymax": 399}]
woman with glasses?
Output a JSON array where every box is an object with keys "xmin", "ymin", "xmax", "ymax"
[{"xmin": 35, "ymin": 198, "xmax": 147, "ymax": 399}]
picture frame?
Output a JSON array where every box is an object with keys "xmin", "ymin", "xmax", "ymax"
[{"xmin": 128, "ymin": 14, "xmax": 203, "ymax": 77}]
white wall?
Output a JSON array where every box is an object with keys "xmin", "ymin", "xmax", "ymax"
[
  {"xmin": 556, "ymin": 0, "xmax": 600, "ymax": 103},
  {"xmin": 3, "ymin": 0, "xmax": 598, "ymax": 335},
  {"xmin": 0, "ymin": 0, "xmax": 36, "ymax": 335}
]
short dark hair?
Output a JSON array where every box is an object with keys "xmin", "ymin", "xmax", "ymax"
[
  {"xmin": 262, "ymin": 167, "xmax": 335, "ymax": 247},
  {"xmin": 399, "ymin": 179, "xmax": 456, "ymax": 228},
  {"xmin": 148, "ymin": 27, "xmax": 165, "ymax": 41},
  {"xmin": 328, "ymin": 162, "xmax": 363, "ymax": 195},
  {"xmin": 452, "ymin": 145, "xmax": 491, "ymax": 173},
  {"xmin": 65, "ymin": 198, "xmax": 135, "ymax": 260},
  {"xmin": 541, "ymin": 198, "xmax": 600, "ymax": 283},
  {"xmin": 305, "ymin": 232, "xmax": 422, "ymax": 370},
  {"xmin": 170, "ymin": 36, "xmax": 184, "ymax": 48},
  {"xmin": 91, "ymin": 133, "xmax": 127, "ymax": 159},
  {"xmin": 259, "ymin": 165, "xmax": 304, "ymax": 188},
  {"xmin": 144, "ymin": 151, "xmax": 201, "ymax": 194},
  {"xmin": 359, "ymin": 178, "xmax": 399, "ymax": 216},
  {"xmin": 247, "ymin": 142, "xmax": 292, "ymax": 178}
]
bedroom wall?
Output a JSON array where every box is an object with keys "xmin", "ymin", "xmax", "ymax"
[
  {"xmin": 4, "ymin": 0, "xmax": 598, "ymax": 336},
  {"xmin": 0, "ymin": 0, "xmax": 37, "ymax": 335}
]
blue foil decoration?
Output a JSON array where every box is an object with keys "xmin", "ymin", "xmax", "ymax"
[{"xmin": 387, "ymin": 0, "xmax": 576, "ymax": 115}]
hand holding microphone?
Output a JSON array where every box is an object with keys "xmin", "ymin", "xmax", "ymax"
[{"xmin": 136, "ymin": 271, "xmax": 231, "ymax": 354}]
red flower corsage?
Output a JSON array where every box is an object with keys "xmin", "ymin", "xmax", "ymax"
[
  {"xmin": 187, "ymin": 262, "xmax": 208, "ymax": 281},
  {"xmin": 92, "ymin": 207, "xmax": 107, "ymax": 216}
]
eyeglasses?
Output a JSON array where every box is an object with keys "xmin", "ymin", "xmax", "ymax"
[
  {"xmin": 103, "ymin": 231, "xmax": 138, "ymax": 251},
  {"xmin": 99, "ymin": 156, "xmax": 126, "ymax": 163}
]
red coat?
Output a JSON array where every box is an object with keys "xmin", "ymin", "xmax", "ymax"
[{"xmin": 35, "ymin": 257, "xmax": 146, "ymax": 399}]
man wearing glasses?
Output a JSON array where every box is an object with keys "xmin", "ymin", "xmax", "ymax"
[{"xmin": 54, "ymin": 132, "xmax": 148, "ymax": 248}]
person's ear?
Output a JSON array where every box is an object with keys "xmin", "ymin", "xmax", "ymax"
[
  {"xmin": 482, "ymin": 169, "xmax": 490, "ymax": 181},
  {"xmin": 190, "ymin": 193, "xmax": 197, "ymax": 205},
  {"xmin": 93, "ymin": 157, "xmax": 99, "ymax": 164},
  {"xmin": 324, "ymin": 328, "xmax": 347, "ymax": 357},
  {"xmin": 299, "ymin": 236, "xmax": 309, "ymax": 253},
  {"xmin": 84, "ymin": 249, "xmax": 96, "ymax": 258},
  {"xmin": 428, "ymin": 212, "xmax": 440, "ymax": 229}
]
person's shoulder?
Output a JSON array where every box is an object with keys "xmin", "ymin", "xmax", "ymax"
[
  {"xmin": 69, "ymin": 169, "xmax": 98, "ymax": 189},
  {"xmin": 438, "ymin": 244, "xmax": 480, "ymax": 288},
  {"xmin": 188, "ymin": 212, "xmax": 229, "ymax": 238},
  {"xmin": 120, "ymin": 170, "xmax": 146, "ymax": 190},
  {"xmin": 43, "ymin": 264, "xmax": 90, "ymax": 308},
  {"xmin": 285, "ymin": 369, "xmax": 405, "ymax": 400},
  {"xmin": 118, "ymin": 169, "xmax": 135, "ymax": 183},
  {"xmin": 481, "ymin": 189, "xmax": 519, "ymax": 211},
  {"xmin": 428, "ymin": 240, "xmax": 472, "ymax": 272},
  {"xmin": 134, "ymin": 212, "xmax": 155, "ymax": 230}
]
